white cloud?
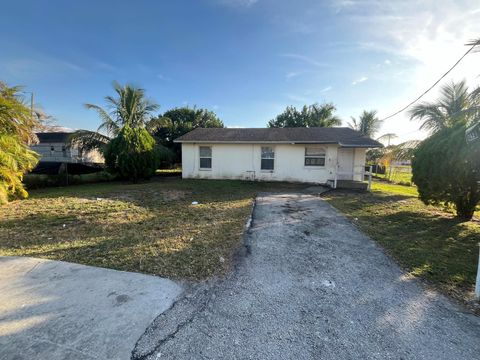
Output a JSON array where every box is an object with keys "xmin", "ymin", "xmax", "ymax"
[
  {"xmin": 2, "ymin": 56, "xmax": 84, "ymax": 79},
  {"xmin": 285, "ymin": 71, "xmax": 301, "ymax": 80},
  {"xmin": 216, "ymin": 0, "xmax": 259, "ymax": 7},
  {"xmin": 320, "ymin": 86, "xmax": 332, "ymax": 93},
  {"xmin": 352, "ymin": 76, "xmax": 368, "ymax": 85},
  {"xmin": 280, "ymin": 53, "xmax": 329, "ymax": 67},
  {"xmin": 156, "ymin": 74, "xmax": 171, "ymax": 81},
  {"xmin": 286, "ymin": 93, "xmax": 309, "ymax": 103},
  {"xmin": 331, "ymin": 0, "xmax": 480, "ymax": 141}
]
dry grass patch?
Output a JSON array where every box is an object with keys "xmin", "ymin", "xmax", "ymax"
[{"xmin": 0, "ymin": 178, "xmax": 303, "ymax": 280}]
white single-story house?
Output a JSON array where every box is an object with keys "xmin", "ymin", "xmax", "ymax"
[{"xmin": 174, "ymin": 127, "xmax": 382, "ymax": 187}]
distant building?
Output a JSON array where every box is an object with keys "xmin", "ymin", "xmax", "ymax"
[{"xmin": 32, "ymin": 132, "xmax": 103, "ymax": 164}]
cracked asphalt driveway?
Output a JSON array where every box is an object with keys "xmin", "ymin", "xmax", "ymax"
[{"xmin": 133, "ymin": 192, "xmax": 480, "ymax": 360}]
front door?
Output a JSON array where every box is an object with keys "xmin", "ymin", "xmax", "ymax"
[{"xmin": 337, "ymin": 148, "xmax": 354, "ymax": 180}]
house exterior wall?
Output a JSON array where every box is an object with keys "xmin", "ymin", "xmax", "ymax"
[
  {"xmin": 181, "ymin": 143, "xmax": 367, "ymax": 184},
  {"xmin": 31, "ymin": 142, "xmax": 103, "ymax": 163}
]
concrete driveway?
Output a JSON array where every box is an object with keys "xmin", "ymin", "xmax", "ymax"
[
  {"xmin": 0, "ymin": 257, "xmax": 182, "ymax": 360},
  {"xmin": 133, "ymin": 193, "xmax": 480, "ymax": 360}
]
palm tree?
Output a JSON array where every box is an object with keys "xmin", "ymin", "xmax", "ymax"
[
  {"xmin": 308, "ymin": 103, "xmax": 342, "ymax": 127},
  {"xmin": 408, "ymin": 80, "xmax": 480, "ymax": 133},
  {"xmin": 349, "ymin": 110, "xmax": 383, "ymax": 138},
  {"xmin": 377, "ymin": 133, "xmax": 398, "ymax": 146},
  {"xmin": 69, "ymin": 82, "xmax": 163, "ymax": 152}
]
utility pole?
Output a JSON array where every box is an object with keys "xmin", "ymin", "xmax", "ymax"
[{"xmin": 30, "ymin": 92, "xmax": 34, "ymax": 121}]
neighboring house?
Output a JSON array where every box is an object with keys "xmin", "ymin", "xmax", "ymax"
[
  {"xmin": 174, "ymin": 127, "xmax": 382, "ymax": 186},
  {"xmin": 32, "ymin": 132, "xmax": 103, "ymax": 164}
]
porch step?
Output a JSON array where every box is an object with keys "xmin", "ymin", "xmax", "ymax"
[{"xmin": 328, "ymin": 180, "xmax": 369, "ymax": 190}]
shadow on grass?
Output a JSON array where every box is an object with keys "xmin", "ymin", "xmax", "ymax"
[{"xmin": 26, "ymin": 178, "xmax": 306, "ymax": 210}]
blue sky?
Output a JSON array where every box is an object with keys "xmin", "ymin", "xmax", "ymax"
[{"xmin": 1, "ymin": 0, "xmax": 479, "ymax": 143}]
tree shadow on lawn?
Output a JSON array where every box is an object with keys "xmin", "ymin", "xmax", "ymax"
[{"xmin": 26, "ymin": 178, "xmax": 305, "ymax": 211}]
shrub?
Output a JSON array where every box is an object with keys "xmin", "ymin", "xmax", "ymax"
[
  {"xmin": 104, "ymin": 126, "xmax": 158, "ymax": 182},
  {"xmin": 412, "ymin": 125, "xmax": 480, "ymax": 220}
]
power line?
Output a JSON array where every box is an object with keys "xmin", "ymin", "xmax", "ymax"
[{"xmin": 380, "ymin": 41, "xmax": 479, "ymax": 122}]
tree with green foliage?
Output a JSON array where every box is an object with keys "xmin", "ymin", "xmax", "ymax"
[
  {"xmin": 408, "ymin": 80, "xmax": 480, "ymax": 214},
  {"xmin": 103, "ymin": 126, "xmax": 158, "ymax": 182},
  {"xmin": 0, "ymin": 82, "xmax": 40, "ymax": 204},
  {"xmin": 70, "ymin": 82, "xmax": 174, "ymax": 178},
  {"xmin": 153, "ymin": 106, "xmax": 224, "ymax": 163},
  {"xmin": 267, "ymin": 103, "xmax": 341, "ymax": 128},
  {"xmin": 412, "ymin": 124, "xmax": 479, "ymax": 220},
  {"xmin": 349, "ymin": 110, "xmax": 383, "ymax": 138}
]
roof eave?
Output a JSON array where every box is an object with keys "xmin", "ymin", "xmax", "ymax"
[{"xmin": 175, "ymin": 140, "xmax": 383, "ymax": 147}]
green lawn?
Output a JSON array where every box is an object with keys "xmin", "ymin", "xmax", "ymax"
[
  {"xmin": 374, "ymin": 165, "xmax": 413, "ymax": 185},
  {"xmin": 0, "ymin": 178, "xmax": 302, "ymax": 280},
  {"xmin": 323, "ymin": 180, "xmax": 480, "ymax": 310}
]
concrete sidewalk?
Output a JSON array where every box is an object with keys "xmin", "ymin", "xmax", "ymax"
[{"xmin": 0, "ymin": 257, "xmax": 183, "ymax": 360}]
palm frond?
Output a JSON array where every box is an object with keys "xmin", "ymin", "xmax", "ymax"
[
  {"xmin": 67, "ymin": 130, "xmax": 110, "ymax": 153},
  {"xmin": 84, "ymin": 103, "xmax": 119, "ymax": 136},
  {"xmin": 145, "ymin": 116, "xmax": 170, "ymax": 134}
]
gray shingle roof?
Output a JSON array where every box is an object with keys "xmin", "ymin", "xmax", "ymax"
[
  {"xmin": 174, "ymin": 127, "xmax": 383, "ymax": 148},
  {"xmin": 36, "ymin": 132, "xmax": 72, "ymax": 143}
]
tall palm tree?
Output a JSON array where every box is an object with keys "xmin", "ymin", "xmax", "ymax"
[
  {"xmin": 349, "ymin": 110, "xmax": 383, "ymax": 138},
  {"xmin": 408, "ymin": 80, "xmax": 479, "ymax": 133},
  {"xmin": 70, "ymin": 82, "xmax": 162, "ymax": 152}
]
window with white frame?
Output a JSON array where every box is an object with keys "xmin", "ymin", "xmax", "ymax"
[
  {"xmin": 199, "ymin": 146, "xmax": 212, "ymax": 169},
  {"xmin": 261, "ymin": 146, "xmax": 275, "ymax": 170},
  {"xmin": 304, "ymin": 146, "xmax": 326, "ymax": 166}
]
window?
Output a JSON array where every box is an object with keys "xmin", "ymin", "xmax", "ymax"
[
  {"xmin": 305, "ymin": 146, "xmax": 326, "ymax": 166},
  {"xmin": 261, "ymin": 146, "xmax": 275, "ymax": 170},
  {"xmin": 199, "ymin": 146, "xmax": 212, "ymax": 169},
  {"xmin": 62, "ymin": 145, "xmax": 67, "ymax": 156}
]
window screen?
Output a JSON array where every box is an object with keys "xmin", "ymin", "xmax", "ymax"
[
  {"xmin": 199, "ymin": 146, "xmax": 212, "ymax": 169},
  {"xmin": 261, "ymin": 146, "xmax": 275, "ymax": 170},
  {"xmin": 305, "ymin": 147, "xmax": 326, "ymax": 166}
]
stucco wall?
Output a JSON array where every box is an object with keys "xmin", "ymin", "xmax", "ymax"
[{"xmin": 181, "ymin": 143, "xmax": 366, "ymax": 184}]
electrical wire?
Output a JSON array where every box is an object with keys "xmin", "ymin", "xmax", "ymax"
[{"xmin": 380, "ymin": 42, "xmax": 479, "ymax": 122}]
